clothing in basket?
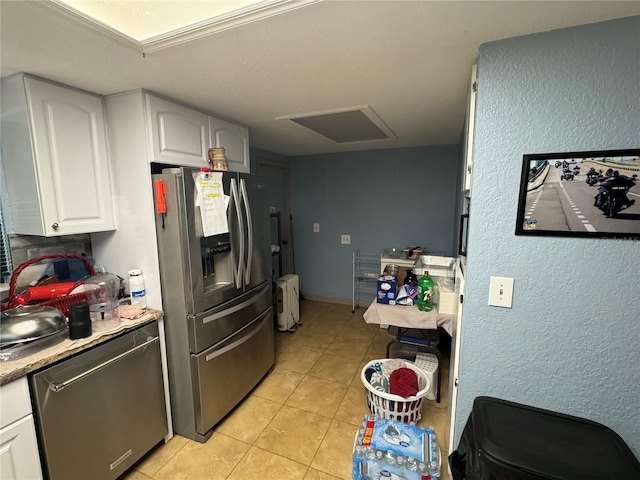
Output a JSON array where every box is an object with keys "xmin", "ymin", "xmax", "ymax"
[{"xmin": 360, "ymin": 359, "xmax": 431, "ymax": 423}]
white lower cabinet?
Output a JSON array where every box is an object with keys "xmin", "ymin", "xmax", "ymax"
[
  {"xmin": 0, "ymin": 378, "xmax": 43, "ymax": 480},
  {"xmin": 0, "ymin": 416, "xmax": 42, "ymax": 480}
]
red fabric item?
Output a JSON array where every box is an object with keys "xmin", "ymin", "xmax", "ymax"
[{"xmin": 389, "ymin": 367, "xmax": 419, "ymax": 397}]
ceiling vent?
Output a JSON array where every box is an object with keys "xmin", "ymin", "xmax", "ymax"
[{"xmin": 277, "ymin": 105, "xmax": 396, "ymax": 144}]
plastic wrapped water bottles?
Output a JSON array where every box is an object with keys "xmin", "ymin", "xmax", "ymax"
[{"xmin": 352, "ymin": 415, "xmax": 441, "ymax": 480}]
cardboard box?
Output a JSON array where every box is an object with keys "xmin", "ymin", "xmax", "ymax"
[{"xmin": 376, "ymin": 275, "xmax": 398, "ymax": 305}]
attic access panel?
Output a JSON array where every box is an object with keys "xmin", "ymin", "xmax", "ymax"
[{"xmin": 280, "ymin": 105, "xmax": 396, "ymax": 144}]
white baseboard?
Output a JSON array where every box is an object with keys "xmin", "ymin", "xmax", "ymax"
[{"xmin": 302, "ymin": 294, "xmax": 352, "ymax": 306}]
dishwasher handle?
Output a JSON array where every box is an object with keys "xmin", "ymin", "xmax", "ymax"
[{"xmin": 49, "ymin": 336, "xmax": 159, "ymax": 392}]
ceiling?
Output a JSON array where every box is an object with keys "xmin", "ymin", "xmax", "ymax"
[{"xmin": 1, "ymin": 1, "xmax": 638, "ymax": 157}]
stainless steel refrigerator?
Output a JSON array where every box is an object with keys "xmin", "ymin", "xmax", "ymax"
[{"xmin": 152, "ymin": 166, "xmax": 274, "ymax": 442}]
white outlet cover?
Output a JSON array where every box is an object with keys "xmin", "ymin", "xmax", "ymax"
[
  {"xmin": 488, "ymin": 276, "xmax": 514, "ymax": 308},
  {"xmin": 341, "ymin": 234, "xmax": 351, "ymax": 244}
]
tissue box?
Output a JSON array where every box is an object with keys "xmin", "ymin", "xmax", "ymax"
[
  {"xmin": 376, "ymin": 275, "xmax": 398, "ymax": 305},
  {"xmin": 435, "ymin": 280, "xmax": 458, "ymax": 315}
]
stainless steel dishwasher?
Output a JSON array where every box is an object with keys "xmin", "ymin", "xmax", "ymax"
[{"xmin": 30, "ymin": 322, "xmax": 168, "ymax": 480}]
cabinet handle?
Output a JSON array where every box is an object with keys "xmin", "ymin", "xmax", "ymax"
[
  {"xmin": 52, "ymin": 223, "xmax": 59, "ymax": 230},
  {"xmin": 49, "ymin": 336, "xmax": 159, "ymax": 392}
]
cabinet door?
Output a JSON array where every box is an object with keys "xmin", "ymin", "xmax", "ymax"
[
  {"xmin": 209, "ymin": 117, "xmax": 250, "ymax": 173},
  {"xmin": 0, "ymin": 378, "xmax": 31, "ymax": 428},
  {"xmin": 462, "ymin": 65, "xmax": 477, "ymax": 193},
  {"xmin": 26, "ymin": 77, "xmax": 116, "ymax": 236},
  {"xmin": 447, "ymin": 259, "xmax": 465, "ymax": 453},
  {"xmin": 147, "ymin": 95, "xmax": 210, "ymax": 168},
  {"xmin": 0, "ymin": 415, "xmax": 43, "ymax": 480}
]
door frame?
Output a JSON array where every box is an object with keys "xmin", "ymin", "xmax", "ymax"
[{"xmin": 255, "ymin": 157, "xmax": 293, "ymax": 277}]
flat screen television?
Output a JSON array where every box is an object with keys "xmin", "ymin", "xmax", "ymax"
[{"xmin": 515, "ymin": 149, "xmax": 639, "ymax": 240}]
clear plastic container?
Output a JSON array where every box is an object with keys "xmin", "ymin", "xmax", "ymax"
[{"xmin": 84, "ymin": 273, "xmax": 121, "ymax": 331}]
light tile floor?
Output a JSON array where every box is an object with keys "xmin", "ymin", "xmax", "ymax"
[{"xmin": 122, "ymin": 300, "xmax": 451, "ymax": 480}]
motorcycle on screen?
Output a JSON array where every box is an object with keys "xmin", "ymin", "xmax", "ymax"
[{"xmin": 594, "ymin": 174, "xmax": 637, "ymax": 218}]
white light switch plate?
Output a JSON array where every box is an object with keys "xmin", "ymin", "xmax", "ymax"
[
  {"xmin": 489, "ymin": 276, "xmax": 514, "ymax": 308},
  {"xmin": 313, "ymin": 223, "xmax": 320, "ymax": 232}
]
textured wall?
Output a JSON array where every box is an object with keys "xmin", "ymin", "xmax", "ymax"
[
  {"xmin": 289, "ymin": 145, "xmax": 459, "ymax": 301},
  {"xmin": 456, "ymin": 16, "xmax": 640, "ymax": 455}
]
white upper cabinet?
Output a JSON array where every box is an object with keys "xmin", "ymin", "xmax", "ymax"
[
  {"xmin": 0, "ymin": 75, "xmax": 115, "ymax": 236},
  {"xmin": 147, "ymin": 95, "xmax": 210, "ymax": 168},
  {"xmin": 147, "ymin": 94, "xmax": 250, "ymax": 173},
  {"xmin": 209, "ymin": 117, "xmax": 250, "ymax": 173}
]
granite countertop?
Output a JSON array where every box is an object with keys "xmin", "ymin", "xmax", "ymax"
[{"xmin": 0, "ymin": 308, "xmax": 163, "ymax": 386}]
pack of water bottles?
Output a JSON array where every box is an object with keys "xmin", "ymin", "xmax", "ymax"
[{"xmin": 352, "ymin": 415, "xmax": 441, "ymax": 480}]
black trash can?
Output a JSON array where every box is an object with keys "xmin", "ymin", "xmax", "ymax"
[{"xmin": 449, "ymin": 396, "xmax": 640, "ymax": 480}]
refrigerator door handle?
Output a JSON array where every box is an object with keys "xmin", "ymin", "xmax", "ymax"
[
  {"xmin": 201, "ymin": 283, "xmax": 270, "ymax": 325},
  {"xmin": 205, "ymin": 309, "xmax": 270, "ymax": 362},
  {"xmin": 240, "ymin": 178, "xmax": 253, "ymax": 285},
  {"xmin": 230, "ymin": 178, "xmax": 244, "ymax": 289}
]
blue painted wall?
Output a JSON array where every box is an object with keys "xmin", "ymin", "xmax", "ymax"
[
  {"xmin": 289, "ymin": 145, "xmax": 459, "ymax": 301},
  {"xmin": 457, "ymin": 16, "xmax": 640, "ymax": 455}
]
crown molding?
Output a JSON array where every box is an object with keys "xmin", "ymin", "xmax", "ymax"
[
  {"xmin": 141, "ymin": 0, "xmax": 323, "ymax": 53},
  {"xmin": 37, "ymin": 0, "xmax": 142, "ymax": 54},
  {"xmin": 36, "ymin": 0, "xmax": 322, "ymax": 56}
]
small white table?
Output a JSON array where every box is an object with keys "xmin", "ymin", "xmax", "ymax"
[{"xmin": 363, "ymin": 300, "xmax": 454, "ymax": 336}]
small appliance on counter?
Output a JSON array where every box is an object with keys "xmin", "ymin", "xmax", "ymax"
[{"xmin": 83, "ymin": 272, "xmax": 121, "ymax": 332}]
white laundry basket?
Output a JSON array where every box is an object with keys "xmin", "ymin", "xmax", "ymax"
[
  {"xmin": 414, "ymin": 352, "xmax": 439, "ymax": 401},
  {"xmin": 360, "ymin": 359, "xmax": 431, "ymax": 423}
]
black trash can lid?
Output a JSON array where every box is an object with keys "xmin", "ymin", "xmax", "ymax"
[{"xmin": 472, "ymin": 396, "xmax": 640, "ymax": 480}]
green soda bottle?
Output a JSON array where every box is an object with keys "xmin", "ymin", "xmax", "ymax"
[{"xmin": 417, "ymin": 271, "xmax": 434, "ymax": 312}]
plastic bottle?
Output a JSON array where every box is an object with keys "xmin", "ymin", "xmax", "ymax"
[
  {"xmin": 384, "ymin": 451, "xmax": 396, "ymax": 465},
  {"xmin": 428, "ymin": 430, "xmax": 440, "ymax": 473},
  {"xmin": 128, "ymin": 269, "xmax": 146, "ymax": 309},
  {"xmin": 364, "ymin": 447, "xmax": 376, "ymax": 460},
  {"xmin": 417, "ymin": 271, "xmax": 434, "ymax": 312}
]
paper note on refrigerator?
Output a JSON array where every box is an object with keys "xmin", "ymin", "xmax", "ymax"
[{"xmin": 193, "ymin": 171, "xmax": 230, "ymax": 236}]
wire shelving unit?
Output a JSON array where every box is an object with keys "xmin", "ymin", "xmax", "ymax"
[{"xmin": 352, "ymin": 251, "xmax": 380, "ymax": 313}]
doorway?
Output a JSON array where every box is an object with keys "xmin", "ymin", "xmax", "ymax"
[{"xmin": 255, "ymin": 158, "xmax": 293, "ymax": 280}]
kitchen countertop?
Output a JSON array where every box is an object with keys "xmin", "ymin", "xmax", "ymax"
[{"xmin": 0, "ymin": 308, "xmax": 163, "ymax": 386}]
